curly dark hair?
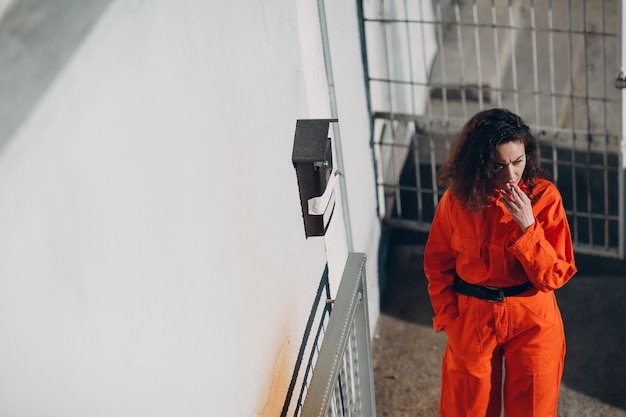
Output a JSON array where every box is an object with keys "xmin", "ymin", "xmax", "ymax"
[{"xmin": 437, "ymin": 108, "xmax": 549, "ymax": 212}]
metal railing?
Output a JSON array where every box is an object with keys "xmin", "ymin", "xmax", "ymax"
[
  {"xmin": 359, "ymin": 0, "xmax": 625, "ymax": 258},
  {"xmin": 281, "ymin": 266, "xmax": 333, "ymax": 417},
  {"xmin": 300, "ymin": 253, "xmax": 377, "ymax": 417}
]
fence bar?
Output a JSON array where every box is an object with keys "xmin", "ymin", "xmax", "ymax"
[
  {"xmin": 361, "ymin": 0, "xmax": 624, "ymax": 258},
  {"xmin": 301, "ymin": 253, "xmax": 376, "ymax": 417}
]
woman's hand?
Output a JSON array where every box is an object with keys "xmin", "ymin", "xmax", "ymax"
[{"xmin": 499, "ymin": 183, "xmax": 535, "ymax": 232}]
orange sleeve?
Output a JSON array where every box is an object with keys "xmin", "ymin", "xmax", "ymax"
[
  {"xmin": 507, "ymin": 183, "xmax": 577, "ymax": 291},
  {"xmin": 423, "ymin": 191, "xmax": 458, "ymax": 332}
]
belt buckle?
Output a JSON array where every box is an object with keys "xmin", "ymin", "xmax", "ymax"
[{"xmin": 485, "ymin": 286, "xmax": 505, "ymax": 302}]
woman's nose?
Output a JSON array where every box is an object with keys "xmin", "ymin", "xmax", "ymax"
[{"xmin": 506, "ymin": 165, "xmax": 515, "ymax": 181}]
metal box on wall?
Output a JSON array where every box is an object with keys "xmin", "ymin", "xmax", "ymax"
[{"xmin": 292, "ymin": 119, "xmax": 338, "ymax": 237}]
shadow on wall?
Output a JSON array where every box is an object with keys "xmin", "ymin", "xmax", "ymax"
[{"xmin": 0, "ymin": 0, "xmax": 114, "ymax": 151}]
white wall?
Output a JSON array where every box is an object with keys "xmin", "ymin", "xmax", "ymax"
[
  {"xmin": 324, "ymin": 0, "xmax": 382, "ymax": 324},
  {"xmin": 0, "ymin": 0, "xmax": 379, "ymax": 416}
]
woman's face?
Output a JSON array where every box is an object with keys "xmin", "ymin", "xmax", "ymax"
[{"xmin": 492, "ymin": 140, "xmax": 526, "ymax": 190}]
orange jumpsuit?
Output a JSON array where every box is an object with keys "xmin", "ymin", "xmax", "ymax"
[{"xmin": 424, "ymin": 179, "xmax": 576, "ymax": 417}]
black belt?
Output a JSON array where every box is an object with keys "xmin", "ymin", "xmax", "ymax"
[{"xmin": 454, "ymin": 276, "xmax": 534, "ymax": 302}]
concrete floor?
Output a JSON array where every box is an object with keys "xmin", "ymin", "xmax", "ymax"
[{"xmin": 372, "ymin": 242, "xmax": 626, "ymax": 417}]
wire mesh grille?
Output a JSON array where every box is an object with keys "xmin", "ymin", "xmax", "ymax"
[{"xmin": 361, "ymin": 0, "xmax": 624, "ymax": 257}]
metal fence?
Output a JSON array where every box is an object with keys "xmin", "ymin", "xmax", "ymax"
[
  {"xmin": 281, "ymin": 265, "xmax": 333, "ymax": 417},
  {"xmin": 359, "ymin": 0, "xmax": 625, "ymax": 258},
  {"xmin": 299, "ymin": 253, "xmax": 377, "ymax": 417}
]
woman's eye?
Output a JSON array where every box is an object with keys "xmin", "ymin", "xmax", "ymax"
[{"xmin": 494, "ymin": 165, "xmax": 504, "ymax": 171}]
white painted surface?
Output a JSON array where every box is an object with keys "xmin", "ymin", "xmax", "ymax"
[{"xmin": 0, "ymin": 0, "xmax": 432, "ymax": 415}]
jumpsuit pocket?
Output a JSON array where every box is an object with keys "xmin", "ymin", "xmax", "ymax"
[
  {"xmin": 517, "ymin": 290, "xmax": 562, "ymax": 329},
  {"xmin": 451, "ymin": 234, "xmax": 481, "ymax": 258},
  {"xmin": 444, "ymin": 293, "xmax": 470, "ymax": 331},
  {"xmin": 509, "ymin": 291, "xmax": 566, "ymax": 376},
  {"xmin": 444, "ymin": 296, "xmax": 485, "ymax": 372},
  {"xmin": 451, "ymin": 235, "xmax": 486, "ymax": 276}
]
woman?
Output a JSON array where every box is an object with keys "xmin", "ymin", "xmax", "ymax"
[{"xmin": 424, "ymin": 108, "xmax": 576, "ymax": 417}]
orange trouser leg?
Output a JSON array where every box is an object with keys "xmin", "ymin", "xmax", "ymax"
[
  {"xmin": 439, "ymin": 292, "xmax": 565, "ymax": 417},
  {"xmin": 502, "ymin": 291, "xmax": 566, "ymax": 417},
  {"xmin": 439, "ymin": 295, "xmax": 503, "ymax": 417},
  {"xmin": 440, "ymin": 345, "xmax": 498, "ymax": 417}
]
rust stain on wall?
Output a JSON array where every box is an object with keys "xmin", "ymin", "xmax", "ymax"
[{"xmin": 256, "ymin": 329, "xmax": 293, "ymax": 416}]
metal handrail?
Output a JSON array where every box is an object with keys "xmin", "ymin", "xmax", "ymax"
[{"xmin": 301, "ymin": 252, "xmax": 377, "ymax": 417}]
